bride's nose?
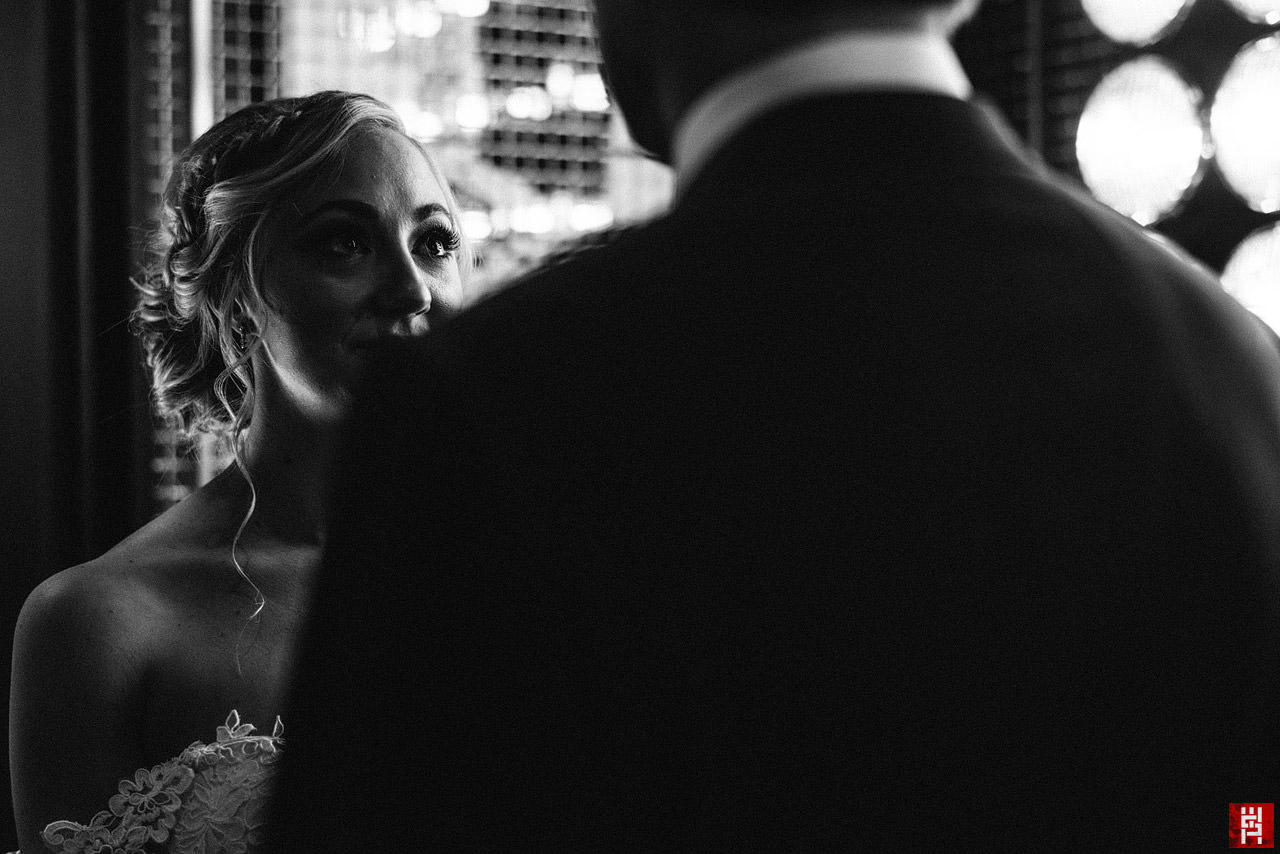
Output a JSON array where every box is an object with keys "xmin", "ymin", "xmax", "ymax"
[{"xmin": 372, "ymin": 247, "xmax": 432, "ymax": 318}]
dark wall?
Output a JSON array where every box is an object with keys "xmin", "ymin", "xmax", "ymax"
[
  {"xmin": 0, "ymin": 3, "xmax": 58, "ymax": 842},
  {"xmin": 0, "ymin": 0, "xmax": 148, "ymax": 843},
  {"xmin": 0, "ymin": 5, "xmax": 54, "ymax": 554}
]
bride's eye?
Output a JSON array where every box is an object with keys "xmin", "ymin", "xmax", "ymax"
[
  {"xmin": 416, "ymin": 223, "xmax": 462, "ymax": 260},
  {"xmin": 317, "ymin": 231, "xmax": 369, "ymax": 258}
]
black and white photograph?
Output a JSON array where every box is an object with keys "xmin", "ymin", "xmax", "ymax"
[{"xmin": 1, "ymin": 0, "xmax": 1278, "ymax": 849}]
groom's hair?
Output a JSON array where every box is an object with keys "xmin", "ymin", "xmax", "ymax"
[
  {"xmin": 683, "ymin": 0, "xmax": 972, "ymax": 6},
  {"xmin": 667, "ymin": 0, "xmax": 980, "ymax": 24},
  {"xmin": 670, "ymin": 0, "xmax": 977, "ymax": 29}
]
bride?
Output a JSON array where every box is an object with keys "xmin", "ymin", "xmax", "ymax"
[{"xmin": 9, "ymin": 90, "xmax": 471, "ymax": 854}]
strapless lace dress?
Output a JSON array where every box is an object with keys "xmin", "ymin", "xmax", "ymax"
[{"xmin": 35, "ymin": 711, "xmax": 283, "ymax": 854}]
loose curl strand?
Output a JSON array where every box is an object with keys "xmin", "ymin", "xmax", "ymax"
[{"xmin": 131, "ymin": 91, "xmax": 473, "ymax": 659}]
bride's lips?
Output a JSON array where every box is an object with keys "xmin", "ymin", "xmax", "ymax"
[
  {"xmin": 347, "ymin": 314, "xmax": 433, "ymax": 350},
  {"xmin": 347, "ymin": 330, "xmax": 429, "ymax": 351}
]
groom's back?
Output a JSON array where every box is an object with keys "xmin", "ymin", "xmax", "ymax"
[{"xmin": 275, "ymin": 93, "xmax": 1280, "ymax": 849}]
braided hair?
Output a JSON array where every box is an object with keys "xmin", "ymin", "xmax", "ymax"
[
  {"xmin": 132, "ymin": 92, "xmax": 472, "ymax": 652},
  {"xmin": 133, "ymin": 90, "xmax": 470, "ymax": 442}
]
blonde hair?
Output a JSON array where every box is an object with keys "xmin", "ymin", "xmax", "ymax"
[
  {"xmin": 134, "ymin": 90, "xmax": 471, "ymax": 443},
  {"xmin": 132, "ymin": 91, "xmax": 472, "ymax": 646}
]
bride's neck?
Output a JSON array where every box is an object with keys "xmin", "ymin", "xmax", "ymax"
[{"xmin": 231, "ymin": 400, "xmax": 342, "ymax": 547}]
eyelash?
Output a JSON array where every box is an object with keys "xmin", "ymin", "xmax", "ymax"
[
  {"xmin": 316, "ymin": 223, "xmax": 462, "ymax": 261},
  {"xmin": 319, "ymin": 233, "xmax": 367, "ymax": 258},
  {"xmin": 417, "ymin": 224, "xmax": 462, "ymax": 259}
]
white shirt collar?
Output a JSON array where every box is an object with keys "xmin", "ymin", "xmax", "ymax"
[{"xmin": 671, "ymin": 30, "xmax": 973, "ymax": 193}]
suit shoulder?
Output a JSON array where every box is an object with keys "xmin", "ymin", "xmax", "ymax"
[
  {"xmin": 984, "ymin": 167, "xmax": 1253, "ymax": 325},
  {"xmin": 474, "ymin": 230, "xmax": 651, "ymax": 313},
  {"xmin": 430, "ymin": 224, "xmax": 667, "ymax": 367}
]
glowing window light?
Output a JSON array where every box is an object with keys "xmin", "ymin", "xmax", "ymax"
[
  {"xmin": 549, "ymin": 192, "xmax": 575, "ymax": 229},
  {"xmin": 505, "ymin": 86, "xmax": 554, "ymax": 121},
  {"xmin": 1221, "ymin": 223, "xmax": 1280, "ymax": 331},
  {"xmin": 570, "ymin": 72, "xmax": 610, "ymax": 113},
  {"xmin": 460, "ymin": 210, "xmax": 494, "ymax": 242},
  {"xmin": 546, "ymin": 62, "xmax": 576, "ymax": 102},
  {"xmin": 455, "ymin": 0, "xmax": 490, "ymax": 17},
  {"xmin": 454, "ymin": 94, "xmax": 491, "ymax": 131},
  {"xmin": 489, "ymin": 207, "xmax": 516, "ymax": 236},
  {"xmin": 511, "ymin": 202, "xmax": 554, "ymax": 234},
  {"xmin": 395, "ymin": 1, "xmax": 443, "ymax": 38},
  {"xmin": 1224, "ymin": 0, "xmax": 1280, "ymax": 24},
  {"xmin": 1210, "ymin": 36, "xmax": 1280, "ymax": 214},
  {"xmin": 401, "ymin": 109, "xmax": 444, "ymax": 141},
  {"xmin": 570, "ymin": 201, "xmax": 615, "ymax": 233},
  {"xmin": 337, "ymin": 8, "xmax": 397, "ymax": 53},
  {"xmin": 1081, "ymin": 0, "xmax": 1195, "ymax": 46},
  {"xmin": 1076, "ymin": 57, "xmax": 1207, "ymax": 226}
]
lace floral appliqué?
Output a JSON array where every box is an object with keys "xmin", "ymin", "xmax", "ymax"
[{"xmin": 40, "ymin": 711, "xmax": 284, "ymax": 854}]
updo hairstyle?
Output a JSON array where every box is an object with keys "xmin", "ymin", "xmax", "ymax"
[{"xmin": 133, "ymin": 90, "xmax": 471, "ymax": 442}]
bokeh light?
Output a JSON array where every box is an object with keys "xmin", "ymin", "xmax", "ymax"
[
  {"xmin": 455, "ymin": 0, "xmax": 491, "ymax": 18},
  {"xmin": 1223, "ymin": 0, "xmax": 1280, "ymax": 25},
  {"xmin": 396, "ymin": 105, "xmax": 445, "ymax": 140},
  {"xmin": 1076, "ymin": 57, "xmax": 1207, "ymax": 225},
  {"xmin": 394, "ymin": 1, "xmax": 443, "ymax": 38},
  {"xmin": 546, "ymin": 62, "xmax": 576, "ymax": 101},
  {"xmin": 460, "ymin": 209, "xmax": 494, "ymax": 242},
  {"xmin": 454, "ymin": 93, "xmax": 491, "ymax": 130},
  {"xmin": 570, "ymin": 72, "xmax": 610, "ymax": 112},
  {"xmin": 1081, "ymin": 0, "xmax": 1196, "ymax": 46},
  {"xmin": 511, "ymin": 202, "xmax": 554, "ymax": 234},
  {"xmin": 1221, "ymin": 222, "xmax": 1280, "ymax": 331},
  {"xmin": 338, "ymin": 7, "xmax": 397, "ymax": 53},
  {"xmin": 570, "ymin": 201, "xmax": 614, "ymax": 232},
  {"xmin": 1210, "ymin": 35, "xmax": 1280, "ymax": 214},
  {"xmin": 505, "ymin": 86, "xmax": 554, "ymax": 121}
]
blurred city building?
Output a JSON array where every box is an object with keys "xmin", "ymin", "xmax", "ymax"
[
  {"xmin": 136, "ymin": 0, "xmax": 1280, "ymax": 512},
  {"xmin": 141, "ymin": 0, "xmax": 674, "ymax": 510},
  {"xmin": 277, "ymin": 0, "xmax": 672, "ymax": 290}
]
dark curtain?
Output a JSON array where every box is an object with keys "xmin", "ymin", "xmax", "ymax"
[{"xmin": 0, "ymin": 0, "xmax": 149, "ymax": 842}]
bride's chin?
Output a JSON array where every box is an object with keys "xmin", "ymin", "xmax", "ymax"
[
  {"xmin": 282, "ymin": 380, "xmax": 358, "ymax": 427},
  {"xmin": 322, "ymin": 387, "xmax": 359, "ymax": 421}
]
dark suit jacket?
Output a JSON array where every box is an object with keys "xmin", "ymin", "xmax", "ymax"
[{"xmin": 269, "ymin": 94, "xmax": 1280, "ymax": 849}]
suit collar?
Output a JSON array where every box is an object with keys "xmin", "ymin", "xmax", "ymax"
[
  {"xmin": 673, "ymin": 93, "xmax": 1045, "ymax": 214},
  {"xmin": 672, "ymin": 31, "xmax": 973, "ymax": 195}
]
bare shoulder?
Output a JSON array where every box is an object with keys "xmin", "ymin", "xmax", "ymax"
[
  {"xmin": 14, "ymin": 492, "xmax": 244, "ymax": 683},
  {"xmin": 9, "ymin": 552, "xmax": 169, "ymax": 851},
  {"xmin": 11, "ymin": 472, "xmax": 307, "ymax": 850},
  {"xmin": 19, "ymin": 553, "xmax": 155, "ymax": 662},
  {"xmin": 11, "ymin": 543, "xmax": 175, "ymax": 750},
  {"xmin": 8, "ymin": 488, "xmax": 249, "ymax": 849},
  {"xmin": 16, "ymin": 502, "xmax": 209, "ymax": 649}
]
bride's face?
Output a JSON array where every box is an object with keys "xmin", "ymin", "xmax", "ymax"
[{"xmin": 255, "ymin": 127, "xmax": 465, "ymax": 418}]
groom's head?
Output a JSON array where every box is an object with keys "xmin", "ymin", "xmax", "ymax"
[{"xmin": 592, "ymin": 0, "xmax": 981, "ymax": 161}]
